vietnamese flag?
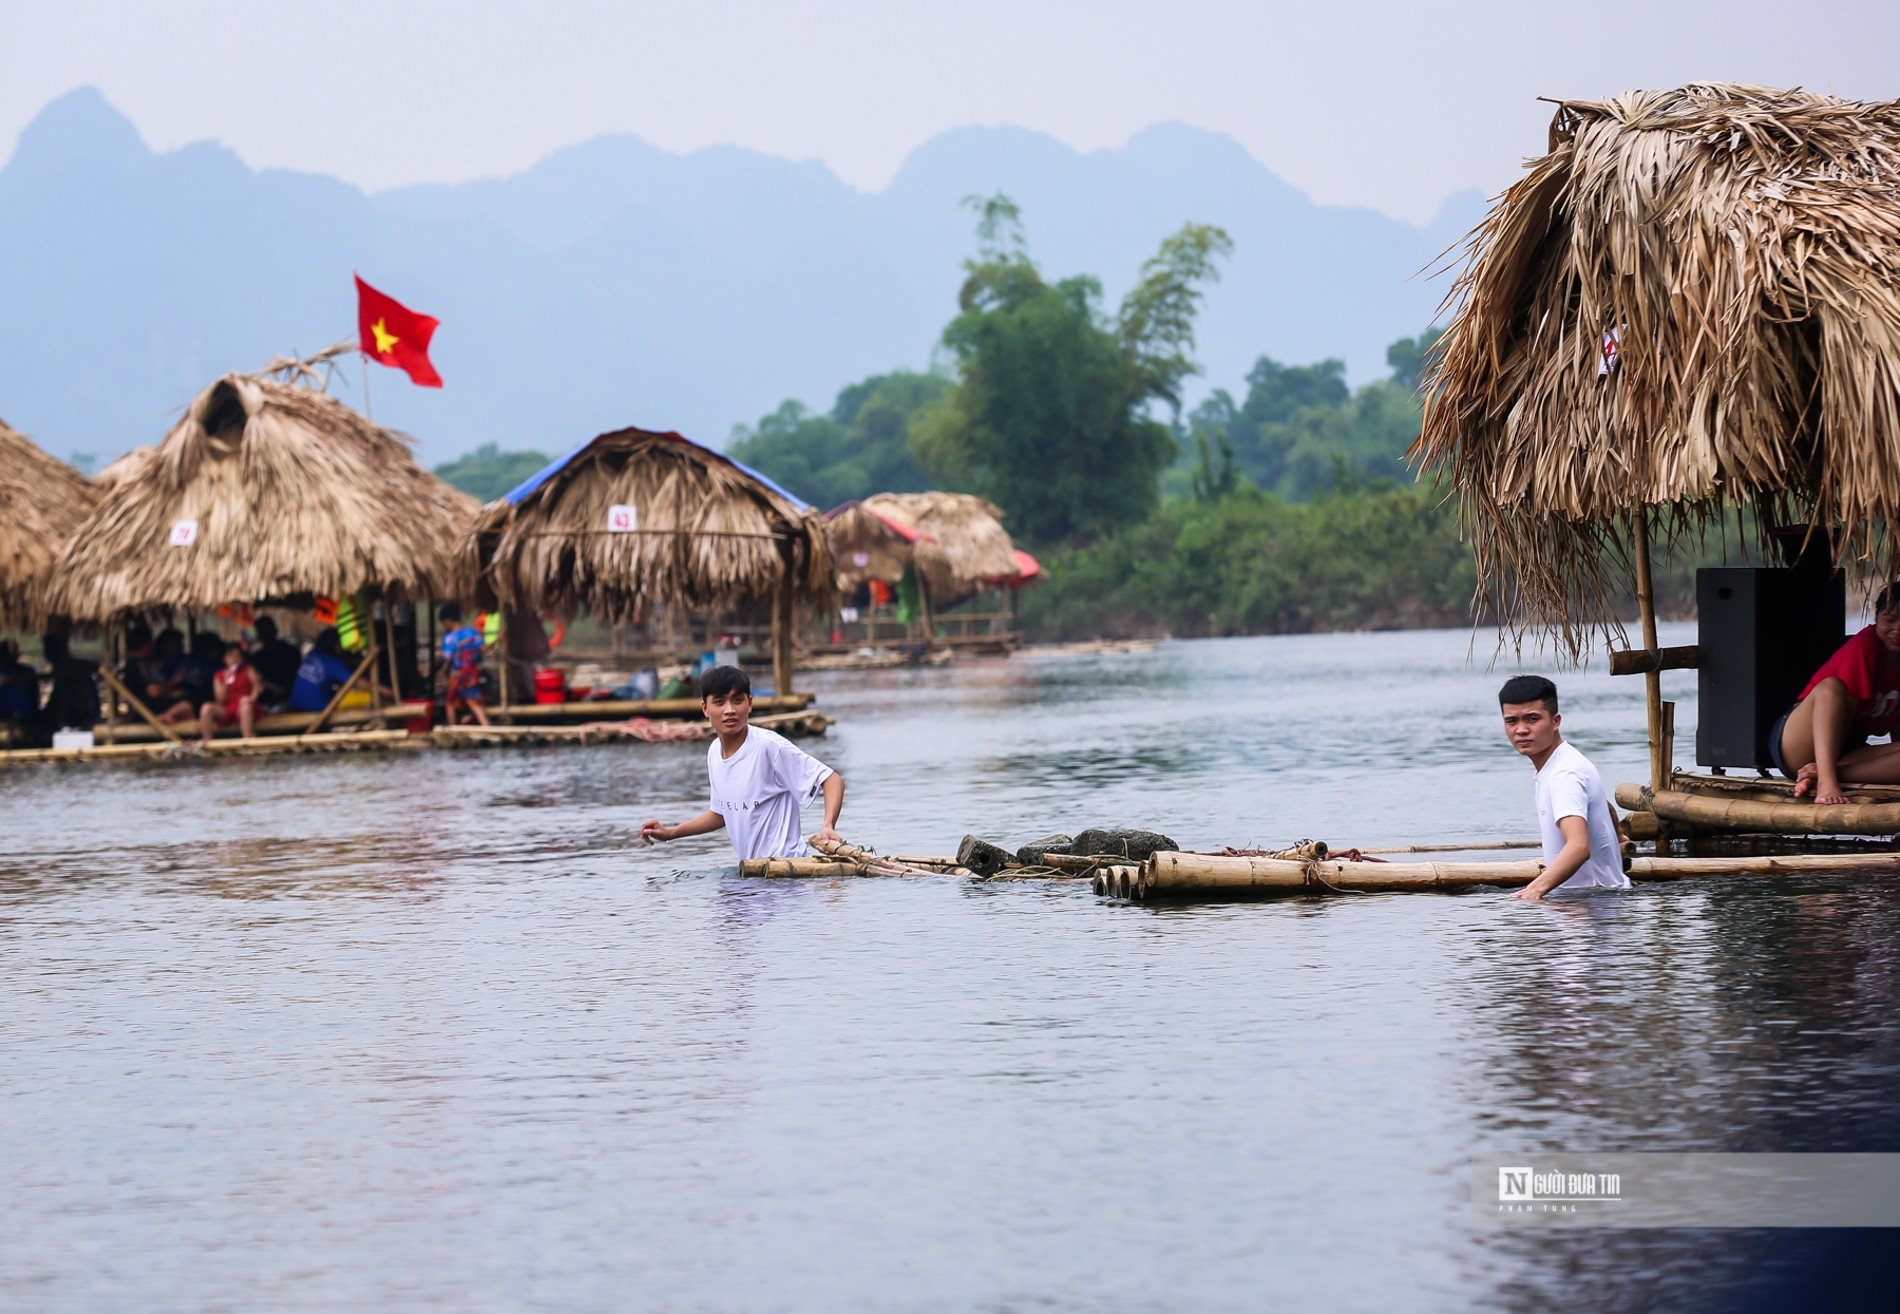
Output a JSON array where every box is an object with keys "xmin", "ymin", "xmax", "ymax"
[{"xmin": 355, "ymin": 274, "xmax": 443, "ymax": 387}]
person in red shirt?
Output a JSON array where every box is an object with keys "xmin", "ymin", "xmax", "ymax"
[{"xmin": 1774, "ymin": 584, "xmax": 1900, "ymax": 804}]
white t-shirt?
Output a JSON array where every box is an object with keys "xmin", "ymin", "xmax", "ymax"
[
  {"xmin": 1533, "ymin": 740, "xmax": 1630, "ymax": 890},
  {"xmin": 707, "ymin": 726, "xmax": 835, "ymax": 862}
]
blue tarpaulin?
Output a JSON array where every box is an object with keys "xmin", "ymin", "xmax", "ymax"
[{"xmin": 499, "ymin": 428, "xmax": 813, "ymax": 512}]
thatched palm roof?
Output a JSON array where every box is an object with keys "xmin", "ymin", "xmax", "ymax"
[
  {"xmin": 48, "ymin": 374, "xmax": 477, "ymax": 622},
  {"xmin": 472, "ymin": 426, "xmax": 836, "ymax": 623},
  {"xmin": 1414, "ymin": 83, "xmax": 1900, "ymax": 642},
  {"xmin": 825, "ymin": 501, "xmax": 925, "ymax": 593},
  {"xmin": 859, "ymin": 491, "xmax": 1018, "ymax": 609},
  {"xmin": 0, "ymin": 419, "xmax": 98, "ymax": 627},
  {"xmin": 92, "ymin": 446, "xmax": 155, "ymax": 491}
]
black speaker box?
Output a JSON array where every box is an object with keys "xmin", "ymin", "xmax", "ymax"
[{"xmin": 1696, "ymin": 566, "xmax": 1846, "ymax": 769}]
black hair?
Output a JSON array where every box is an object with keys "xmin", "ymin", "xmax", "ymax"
[
  {"xmin": 1498, "ymin": 674, "xmax": 1559, "ymax": 712},
  {"xmin": 699, "ymin": 664, "xmax": 751, "ymax": 700},
  {"xmin": 1877, "ymin": 582, "xmax": 1900, "ymax": 614},
  {"xmin": 253, "ymin": 615, "xmax": 278, "ymax": 637},
  {"xmin": 313, "ymin": 627, "xmax": 342, "ymax": 657},
  {"xmin": 437, "ymin": 602, "xmax": 463, "ymax": 622}
]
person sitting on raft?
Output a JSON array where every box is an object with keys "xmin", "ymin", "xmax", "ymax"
[
  {"xmin": 437, "ymin": 603, "xmax": 490, "ymax": 728},
  {"xmin": 247, "ymin": 616, "xmax": 301, "ymax": 710},
  {"xmin": 639, "ymin": 665, "xmax": 845, "ymax": 862},
  {"xmin": 1499, "ymin": 674, "xmax": 1629, "ymax": 901},
  {"xmin": 287, "ymin": 627, "xmax": 395, "ymax": 714},
  {"xmin": 1774, "ymin": 584, "xmax": 1900, "ymax": 805},
  {"xmin": 0, "ymin": 639, "xmax": 40, "ymax": 725},
  {"xmin": 197, "ymin": 641, "xmax": 261, "ymax": 743}
]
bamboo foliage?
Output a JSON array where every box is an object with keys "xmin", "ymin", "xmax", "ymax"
[
  {"xmin": 1414, "ymin": 83, "xmax": 1900, "ymax": 651},
  {"xmin": 47, "ymin": 374, "xmax": 477, "ymax": 621},
  {"xmin": 472, "ymin": 427, "xmax": 837, "ymax": 622},
  {"xmin": 0, "ymin": 419, "xmax": 99, "ymax": 628}
]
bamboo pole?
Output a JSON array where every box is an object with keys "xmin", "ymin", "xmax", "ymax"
[
  {"xmin": 498, "ymin": 609, "xmax": 512, "ymax": 717},
  {"xmin": 772, "ymin": 544, "xmax": 796, "ymax": 699},
  {"xmin": 1627, "ymin": 786, "xmax": 1900, "ymax": 837},
  {"xmin": 1125, "ymin": 849, "xmax": 1900, "ymax": 898},
  {"xmin": 104, "ymin": 624, "xmax": 120, "ymax": 746},
  {"xmin": 298, "ymin": 645, "xmax": 377, "ymax": 741},
  {"xmin": 96, "ymin": 665, "xmax": 183, "ymax": 745},
  {"xmin": 1633, "ymin": 509, "xmax": 1666, "ymax": 791}
]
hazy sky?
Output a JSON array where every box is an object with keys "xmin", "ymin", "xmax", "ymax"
[{"xmin": 3, "ymin": 0, "xmax": 1897, "ymax": 222}]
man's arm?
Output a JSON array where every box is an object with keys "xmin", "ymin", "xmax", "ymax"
[
  {"xmin": 815, "ymin": 772, "xmax": 845, "ymax": 844},
  {"xmin": 1514, "ymin": 815, "xmax": 1590, "ymax": 901},
  {"xmin": 641, "ymin": 810, "xmax": 725, "ymax": 845}
]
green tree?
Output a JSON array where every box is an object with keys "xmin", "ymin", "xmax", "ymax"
[
  {"xmin": 1385, "ymin": 326, "xmax": 1447, "ymax": 393},
  {"xmin": 433, "ymin": 443, "xmax": 553, "ymax": 502},
  {"xmin": 727, "ymin": 370, "xmax": 946, "ymax": 508},
  {"xmin": 910, "ymin": 196, "xmax": 1232, "ymax": 543}
]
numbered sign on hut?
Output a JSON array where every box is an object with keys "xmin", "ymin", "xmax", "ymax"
[
  {"xmin": 607, "ymin": 504, "xmax": 638, "ymax": 533},
  {"xmin": 169, "ymin": 519, "xmax": 199, "ymax": 548}
]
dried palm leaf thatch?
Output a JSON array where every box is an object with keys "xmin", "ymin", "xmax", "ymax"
[
  {"xmin": 472, "ymin": 427, "xmax": 836, "ymax": 623},
  {"xmin": 860, "ymin": 491, "xmax": 1018, "ymax": 609},
  {"xmin": 47, "ymin": 374, "xmax": 478, "ymax": 622},
  {"xmin": 824, "ymin": 501, "xmax": 930, "ymax": 593},
  {"xmin": 0, "ymin": 419, "xmax": 99, "ymax": 627},
  {"xmin": 1414, "ymin": 83, "xmax": 1900, "ymax": 651},
  {"xmin": 91, "ymin": 446, "xmax": 156, "ymax": 491}
]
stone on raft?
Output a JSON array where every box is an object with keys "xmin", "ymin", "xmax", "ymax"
[
  {"xmin": 1072, "ymin": 828, "xmax": 1179, "ymax": 861},
  {"xmin": 957, "ymin": 834, "xmax": 1015, "ymax": 878},
  {"xmin": 1015, "ymin": 834, "xmax": 1074, "ymax": 866}
]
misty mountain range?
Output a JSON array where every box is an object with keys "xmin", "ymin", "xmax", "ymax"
[{"xmin": 0, "ymin": 88, "xmax": 1483, "ymax": 468}]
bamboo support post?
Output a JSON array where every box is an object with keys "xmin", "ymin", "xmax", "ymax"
[
  {"xmin": 299, "ymin": 645, "xmax": 377, "ymax": 741},
  {"xmin": 498, "ymin": 608, "xmax": 511, "ymax": 714},
  {"xmin": 96, "ymin": 665, "xmax": 183, "ymax": 745},
  {"xmin": 1632, "ymin": 510, "xmax": 1666, "ymax": 791},
  {"xmin": 772, "ymin": 543, "xmax": 796, "ymax": 699},
  {"xmin": 104, "ymin": 625, "xmax": 120, "ymax": 745}
]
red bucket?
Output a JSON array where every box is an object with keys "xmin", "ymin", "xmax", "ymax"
[{"xmin": 533, "ymin": 668, "xmax": 568, "ymax": 704}]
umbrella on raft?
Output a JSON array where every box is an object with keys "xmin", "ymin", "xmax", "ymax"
[
  {"xmin": 469, "ymin": 426, "xmax": 837, "ymax": 697},
  {"xmin": 1414, "ymin": 82, "xmax": 1900, "ymax": 788}
]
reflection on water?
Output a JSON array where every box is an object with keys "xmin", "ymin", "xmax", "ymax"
[{"xmin": 3, "ymin": 626, "xmax": 1897, "ymax": 1311}]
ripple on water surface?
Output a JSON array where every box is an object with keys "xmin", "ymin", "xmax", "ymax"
[{"xmin": 4, "ymin": 628, "xmax": 1899, "ymax": 1312}]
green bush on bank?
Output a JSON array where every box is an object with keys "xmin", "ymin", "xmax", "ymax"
[{"xmin": 1017, "ymin": 480, "xmax": 1478, "ymax": 641}]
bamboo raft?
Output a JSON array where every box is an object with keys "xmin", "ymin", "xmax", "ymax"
[
  {"xmin": 0, "ymin": 709, "xmax": 832, "ymax": 768},
  {"xmin": 734, "ymin": 837, "xmax": 1900, "ymax": 899}
]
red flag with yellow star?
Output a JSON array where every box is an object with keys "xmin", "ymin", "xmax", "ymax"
[{"xmin": 355, "ymin": 274, "xmax": 442, "ymax": 387}]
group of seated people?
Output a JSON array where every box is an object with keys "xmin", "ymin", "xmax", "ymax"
[
  {"xmin": 119, "ymin": 618, "xmax": 401, "ymax": 743},
  {"xmin": 0, "ymin": 616, "xmax": 404, "ymax": 746}
]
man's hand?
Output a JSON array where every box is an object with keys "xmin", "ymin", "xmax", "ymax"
[
  {"xmin": 814, "ymin": 825, "xmax": 844, "ymax": 847},
  {"xmin": 1511, "ymin": 885, "xmax": 1545, "ymax": 902},
  {"xmin": 640, "ymin": 819, "xmax": 673, "ymax": 845}
]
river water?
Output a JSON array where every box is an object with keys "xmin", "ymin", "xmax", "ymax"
[{"xmin": 4, "ymin": 626, "xmax": 1898, "ymax": 1312}]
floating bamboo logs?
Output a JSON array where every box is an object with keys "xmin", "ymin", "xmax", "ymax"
[
  {"xmin": 1616, "ymin": 785, "xmax": 1900, "ymax": 836},
  {"xmin": 1110, "ymin": 849, "xmax": 1900, "ymax": 899}
]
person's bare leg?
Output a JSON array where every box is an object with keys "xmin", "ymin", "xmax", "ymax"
[
  {"xmin": 196, "ymin": 702, "xmax": 221, "ymax": 746},
  {"xmin": 1835, "ymin": 740, "xmax": 1900, "ymax": 786},
  {"xmin": 238, "ymin": 697, "xmax": 256, "ymax": 739},
  {"xmin": 470, "ymin": 699, "xmax": 489, "ymax": 728},
  {"xmin": 1780, "ymin": 679, "xmax": 1856, "ymax": 803}
]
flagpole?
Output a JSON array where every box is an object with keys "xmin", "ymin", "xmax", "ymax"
[{"xmin": 361, "ymin": 348, "xmax": 374, "ymax": 423}]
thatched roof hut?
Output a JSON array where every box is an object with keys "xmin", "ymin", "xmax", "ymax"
[
  {"xmin": 91, "ymin": 446, "xmax": 155, "ymax": 492},
  {"xmin": 473, "ymin": 426, "xmax": 836, "ymax": 622},
  {"xmin": 0, "ymin": 419, "xmax": 98, "ymax": 628},
  {"xmin": 858, "ymin": 491, "xmax": 1019, "ymax": 609},
  {"xmin": 1414, "ymin": 83, "xmax": 1900, "ymax": 644},
  {"xmin": 824, "ymin": 500, "xmax": 938, "ymax": 594},
  {"xmin": 47, "ymin": 374, "xmax": 477, "ymax": 622}
]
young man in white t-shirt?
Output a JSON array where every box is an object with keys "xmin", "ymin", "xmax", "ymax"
[
  {"xmin": 639, "ymin": 665, "xmax": 845, "ymax": 862},
  {"xmin": 1499, "ymin": 674, "xmax": 1629, "ymax": 901}
]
